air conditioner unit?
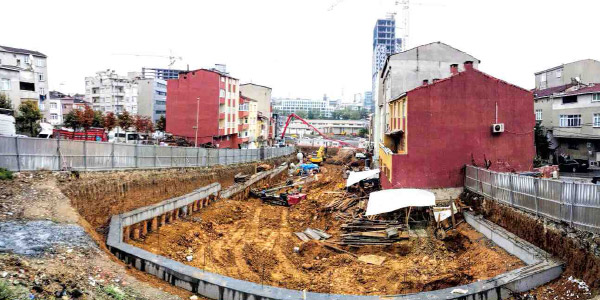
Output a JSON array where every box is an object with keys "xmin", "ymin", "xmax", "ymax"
[{"xmin": 492, "ymin": 123, "xmax": 505, "ymax": 133}]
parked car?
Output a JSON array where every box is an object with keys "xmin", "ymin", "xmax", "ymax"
[{"xmin": 558, "ymin": 158, "xmax": 588, "ymax": 173}]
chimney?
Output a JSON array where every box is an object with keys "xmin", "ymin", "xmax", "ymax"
[
  {"xmin": 432, "ymin": 78, "xmax": 440, "ymax": 83},
  {"xmin": 422, "ymin": 79, "xmax": 429, "ymax": 86},
  {"xmin": 450, "ymin": 64, "xmax": 459, "ymax": 75},
  {"xmin": 464, "ymin": 61, "xmax": 474, "ymax": 70}
]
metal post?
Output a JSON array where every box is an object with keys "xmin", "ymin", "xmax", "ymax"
[
  {"xmin": 154, "ymin": 145, "xmax": 158, "ymax": 168},
  {"xmin": 111, "ymin": 142, "xmax": 115, "ymax": 169},
  {"xmin": 57, "ymin": 138, "xmax": 62, "ymax": 171},
  {"xmin": 134, "ymin": 144, "xmax": 139, "ymax": 168},
  {"xmin": 14, "ymin": 136, "xmax": 21, "ymax": 172},
  {"xmin": 534, "ymin": 179, "xmax": 539, "ymax": 216},
  {"xmin": 509, "ymin": 174, "xmax": 515, "ymax": 207},
  {"xmin": 570, "ymin": 182, "xmax": 576, "ymax": 227},
  {"xmin": 475, "ymin": 167, "xmax": 479, "ymax": 193},
  {"xmin": 83, "ymin": 140, "xmax": 87, "ymax": 170}
]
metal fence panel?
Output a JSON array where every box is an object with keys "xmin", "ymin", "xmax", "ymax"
[
  {"xmin": 138, "ymin": 145, "xmax": 156, "ymax": 168},
  {"xmin": 465, "ymin": 165, "xmax": 600, "ymax": 234},
  {"xmin": 114, "ymin": 144, "xmax": 135, "ymax": 168},
  {"xmin": 16, "ymin": 137, "xmax": 58, "ymax": 171},
  {"xmin": 61, "ymin": 140, "xmax": 85, "ymax": 169},
  {"xmin": 185, "ymin": 148, "xmax": 198, "ymax": 167},
  {"xmin": 0, "ymin": 136, "xmax": 18, "ymax": 171},
  {"xmin": 85, "ymin": 141, "xmax": 113, "ymax": 170}
]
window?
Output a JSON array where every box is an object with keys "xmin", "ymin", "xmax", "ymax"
[
  {"xmin": 24, "ymin": 56, "xmax": 30, "ymax": 64},
  {"xmin": 50, "ymin": 102, "xmax": 57, "ymax": 109},
  {"xmin": 219, "ymin": 89, "xmax": 225, "ymax": 97},
  {"xmin": 0, "ymin": 79, "xmax": 10, "ymax": 91},
  {"xmin": 541, "ymin": 73, "xmax": 547, "ymax": 82},
  {"xmin": 556, "ymin": 69, "xmax": 562, "ymax": 78},
  {"xmin": 16, "ymin": 59, "xmax": 21, "ymax": 66},
  {"xmin": 38, "ymin": 73, "xmax": 45, "ymax": 81},
  {"xmin": 593, "ymin": 93, "xmax": 600, "ymax": 102},
  {"xmin": 559, "ymin": 114, "xmax": 581, "ymax": 127},
  {"xmin": 562, "ymin": 95, "xmax": 577, "ymax": 104},
  {"xmin": 36, "ymin": 59, "xmax": 44, "ymax": 67},
  {"xmin": 594, "ymin": 114, "xmax": 600, "ymax": 127},
  {"xmin": 50, "ymin": 113, "xmax": 58, "ymax": 120},
  {"xmin": 221, "ymin": 77, "xmax": 225, "ymax": 82},
  {"xmin": 39, "ymin": 87, "xmax": 45, "ymax": 95}
]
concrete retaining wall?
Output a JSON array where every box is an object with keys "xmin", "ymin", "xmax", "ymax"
[{"xmin": 106, "ymin": 168, "xmax": 563, "ymax": 300}]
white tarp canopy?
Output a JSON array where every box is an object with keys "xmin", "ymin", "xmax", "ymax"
[
  {"xmin": 346, "ymin": 169, "xmax": 380, "ymax": 187},
  {"xmin": 365, "ymin": 189, "xmax": 436, "ymax": 216}
]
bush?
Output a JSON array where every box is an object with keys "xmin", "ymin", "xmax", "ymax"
[
  {"xmin": 0, "ymin": 168, "xmax": 13, "ymax": 180},
  {"xmin": 0, "ymin": 280, "xmax": 28, "ymax": 300}
]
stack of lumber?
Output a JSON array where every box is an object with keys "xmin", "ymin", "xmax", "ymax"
[
  {"xmin": 338, "ymin": 219, "xmax": 408, "ymax": 246},
  {"xmin": 323, "ymin": 197, "xmax": 359, "ymax": 212}
]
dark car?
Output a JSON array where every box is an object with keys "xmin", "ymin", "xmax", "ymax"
[{"xmin": 558, "ymin": 158, "xmax": 589, "ymax": 173}]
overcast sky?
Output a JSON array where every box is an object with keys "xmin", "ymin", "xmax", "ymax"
[{"xmin": 2, "ymin": 0, "xmax": 598, "ymax": 100}]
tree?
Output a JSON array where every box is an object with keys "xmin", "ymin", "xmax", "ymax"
[
  {"xmin": 15, "ymin": 101, "xmax": 43, "ymax": 137},
  {"xmin": 156, "ymin": 115, "xmax": 166, "ymax": 132},
  {"xmin": 0, "ymin": 93, "xmax": 11, "ymax": 110},
  {"xmin": 63, "ymin": 110, "xmax": 81, "ymax": 137},
  {"xmin": 92, "ymin": 110, "xmax": 104, "ymax": 128},
  {"xmin": 103, "ymin": 112, "xmax": 117, "ymax": 132},
  {"xmin": 358, "ymin": 128, "xmax": 368, "ymax": 138},
  {"xmin": 134, "ymin": 115, "xmax": 154, "ymax": 143},
  {"xmin": 534, "ymin": 123, "xmax": 551, "ymax": 160},
  {"xmin": 80, "ymin": 106, "xmax": 95, "ymax": 133},
  {"xmin": 295, "ymin": 110, "xmax": 308, "ymax": 119},
  {"xmin": 117, "ymin": 110, "xmax": 133, "ymax": 132}
]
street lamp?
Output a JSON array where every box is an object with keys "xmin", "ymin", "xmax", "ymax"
[{"xmin": 194, "ymin": 96, "xmax": 200, "ymax": 147}]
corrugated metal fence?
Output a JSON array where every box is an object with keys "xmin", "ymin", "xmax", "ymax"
[
  {"xmin": 465, "ymin": 165, "xmax": 600, "ymax": 234},
  {"xmin": 0, "ymin": 135, "xmax": 295, "ymax": 172}
]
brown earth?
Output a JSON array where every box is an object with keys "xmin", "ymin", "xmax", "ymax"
[{"xmin": 131, "ymin": 164, "xmax": 524, "ymax": 295}]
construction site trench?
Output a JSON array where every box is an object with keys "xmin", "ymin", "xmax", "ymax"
[{"xmin": 95, "ymin": 151, "xmax": 526, "ymax": 296}]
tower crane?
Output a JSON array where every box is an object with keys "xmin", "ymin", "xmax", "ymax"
[{"xmin": 111, "ymin": 51, "xmax": 183, "ymax": 68}]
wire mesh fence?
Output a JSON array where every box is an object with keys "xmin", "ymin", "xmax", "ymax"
[
  {"xmin": 0, "ymin": 135, "xmax": 294, "ymax": 172},
  {"xmin": 465, "ymin": 165, "xmax": 600, "ymax": 234}
]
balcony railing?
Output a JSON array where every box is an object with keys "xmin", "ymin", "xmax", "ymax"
[
  {"xmin": 219, "ymin": 113, "xmax": 225, "ymax": 120},
  {"xmin": 238, "ymin": 124, "xmax": 249, "ymax": 130},
  {"xmin": 219, "ymin": 98, "xmax": 225, "ymax": 105},
  {"xmin": 239, "ymin": 111, "xmax": 249, "ymax": 118}
]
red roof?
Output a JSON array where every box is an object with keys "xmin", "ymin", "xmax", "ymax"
[
  {"xmin": 563, "ymin": 84, "xmax": 600, "ymax": 97},
  {"xmin": 532, "ymin": 84, "xmax": 574, "ymax": 99}
]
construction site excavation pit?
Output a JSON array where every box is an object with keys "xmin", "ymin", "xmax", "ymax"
[{"xmin": 129, "ymin": 164, "xmax": 528, "ymax": 296}]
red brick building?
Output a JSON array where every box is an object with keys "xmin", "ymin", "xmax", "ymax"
[
  {"xmin": 166, "ymin": 69, "xmax": 241, "ymax": 148},
  {"xmin": 379, "ymin": 62, "xmax": 535, "ymax": 189}
]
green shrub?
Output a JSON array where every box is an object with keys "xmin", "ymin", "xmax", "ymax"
[
  {"xmin": 0, "ymin": 280, "xmax": 28, "ymax": 300},
  {"xmin": 0, "ymin": 168, "xmax": 13, "ymax": 180}
]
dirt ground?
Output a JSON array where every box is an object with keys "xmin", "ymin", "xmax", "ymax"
[{"xmin": 132, "ymin": 164, "xmax": 525, "ymax": 295}]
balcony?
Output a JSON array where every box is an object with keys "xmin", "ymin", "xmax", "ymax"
[
  {"xmin": 219, "ymin": 98, "xmax": 225, "ymax": 105},
  {"xmin": 238, "ymin": 123, "xmax": 249, "ymax": 130},
  {"xmin": 219, "ymin": 113, "xmax": 225, "ymax": 120},
  {"xmin": 386, "ymin": 117, "xmax": 406, "ymax": 135},
  {"xmin": 239, "ymin": 110, "xmax": 249, "ymax": 118}
]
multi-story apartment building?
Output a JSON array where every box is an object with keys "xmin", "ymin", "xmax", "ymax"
[
  {"xmin": 85, "ymin": 70, "xmax": 138, "ymax": 114},
  {"xmin": 240, "ymin": 83, "xmax": 274, "ymax": 145},
  {"xmin": 272, "ymin": 97, "xmax": 335, "ymax": 118},
  {"xmin": 364, "ymin": 91, "xmax": 374, "ymax": 112},
  {"xmin": 533, "ymin": 59, "xmax": 600, "ymax": 165},
  {"xmin": 142, "ymin": 67, "xmax": 185, "ymax": 80},
  {"xmin": 379, "ymin": 62, "xmax": 534, "ymax": 189},
  {"xmin": 136, "ymin": 78, "xmax": 167, "ymax": 122},
  {"xmin": 0, "ymin": 45, "xmax": 48, "ymax": 111},
  {"xmin": 166, "ymin": 69, "xmax": 241, "ymax": 148},
  {"xmin": 373, "ymin": 42, "xmax": 480, "ymax": 163},
  {"xmin": 44, "ymin": 94, "xmax": 63, "ymax": 126},
  {"xmin": 372, "ymin": 16, "xmax": 402, "ymax": 97},
  {"xmin": 238, "ymin": 95, "xmax": 257, "ymax": 148}
]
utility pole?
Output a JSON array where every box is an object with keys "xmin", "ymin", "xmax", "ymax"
[{"xmin": 194, "ymin": 97, "xmax": 200, "ymax": 147}]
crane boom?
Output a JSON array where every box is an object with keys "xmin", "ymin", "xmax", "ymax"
[{"xmin": 280, "ymin": 113, "xmax": 357, "ymax": 148}]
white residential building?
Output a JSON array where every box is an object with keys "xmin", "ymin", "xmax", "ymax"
[
  {"xmin": 45, "ymin": 98, "xmax": 63, "ymax": 126},
  {"xmin": 85, "ymin": 70, "xmax": 138, "ymax": 114},
  {"xmin": 0, "ymin": 45, "xmax": 49, "ymax": 111},
  {"xmin": 272, "ymin": 97, "xmax": 335, "ymax": 117},
  {"xmin": 284, "ymin": 119, "xmax": 367, "ymax": 137}
]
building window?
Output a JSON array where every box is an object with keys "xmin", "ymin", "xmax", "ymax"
[
  {"xmin": 219, "ymin": 89, "xmax": 225, "ymax": 98},
  {"xmin": 221, "ymin": 77, "xmax": 225, "ymax": 83},
  {"xmin": 50, "ymin": 113, "xmax": 58, "ymax": 120},
  {"xmin": 559, "ymin": 114, "xmax": 581, "ymax": 127},
  {"xmin": 39, "ymin": 87, "xmax": 45, "ymax": 95},
  {"xmin": 594, "ymin": 114, "xmax": 600, "ymax": 128},
  {"xmin": 38, "ymin": 73, "xmax": 45, "ymax": 81},
  {"xmin": 36, "ymin": 59, "xmax": 44, "ymax": 67},
  {"xmin": 562, "ymin": 95, "xmax": 577, "ymax": 104},
  {"xmin": 593, "ymin": 93, "xmax": 600, "ymax": 102},
  {"xmin": 50, "ymin": 102, "xmax": 57, "ymax": 109},
  {"xmin": 0, "ymin": 79, "xmax": 10, "ymax": 91},
  {"xmin": 541, "ymin": 73, "xmax": 547, "ymax": 83},
  {"xmin": 556, "ymin": 69, "xmax": 562, "ymax": 78},
  {"xmin": 24, "ymin": 56, "xmax": 30, "ymax": 64}
]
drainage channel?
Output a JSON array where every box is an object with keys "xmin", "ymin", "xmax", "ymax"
[{"xmin": 106, "ymin": 165, "xmax": 563, "ymax": 300}]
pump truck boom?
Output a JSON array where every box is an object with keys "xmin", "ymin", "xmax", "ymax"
[{"xmin": 280, "ymin": 113, "xmax": 357, "ymax": 149}]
